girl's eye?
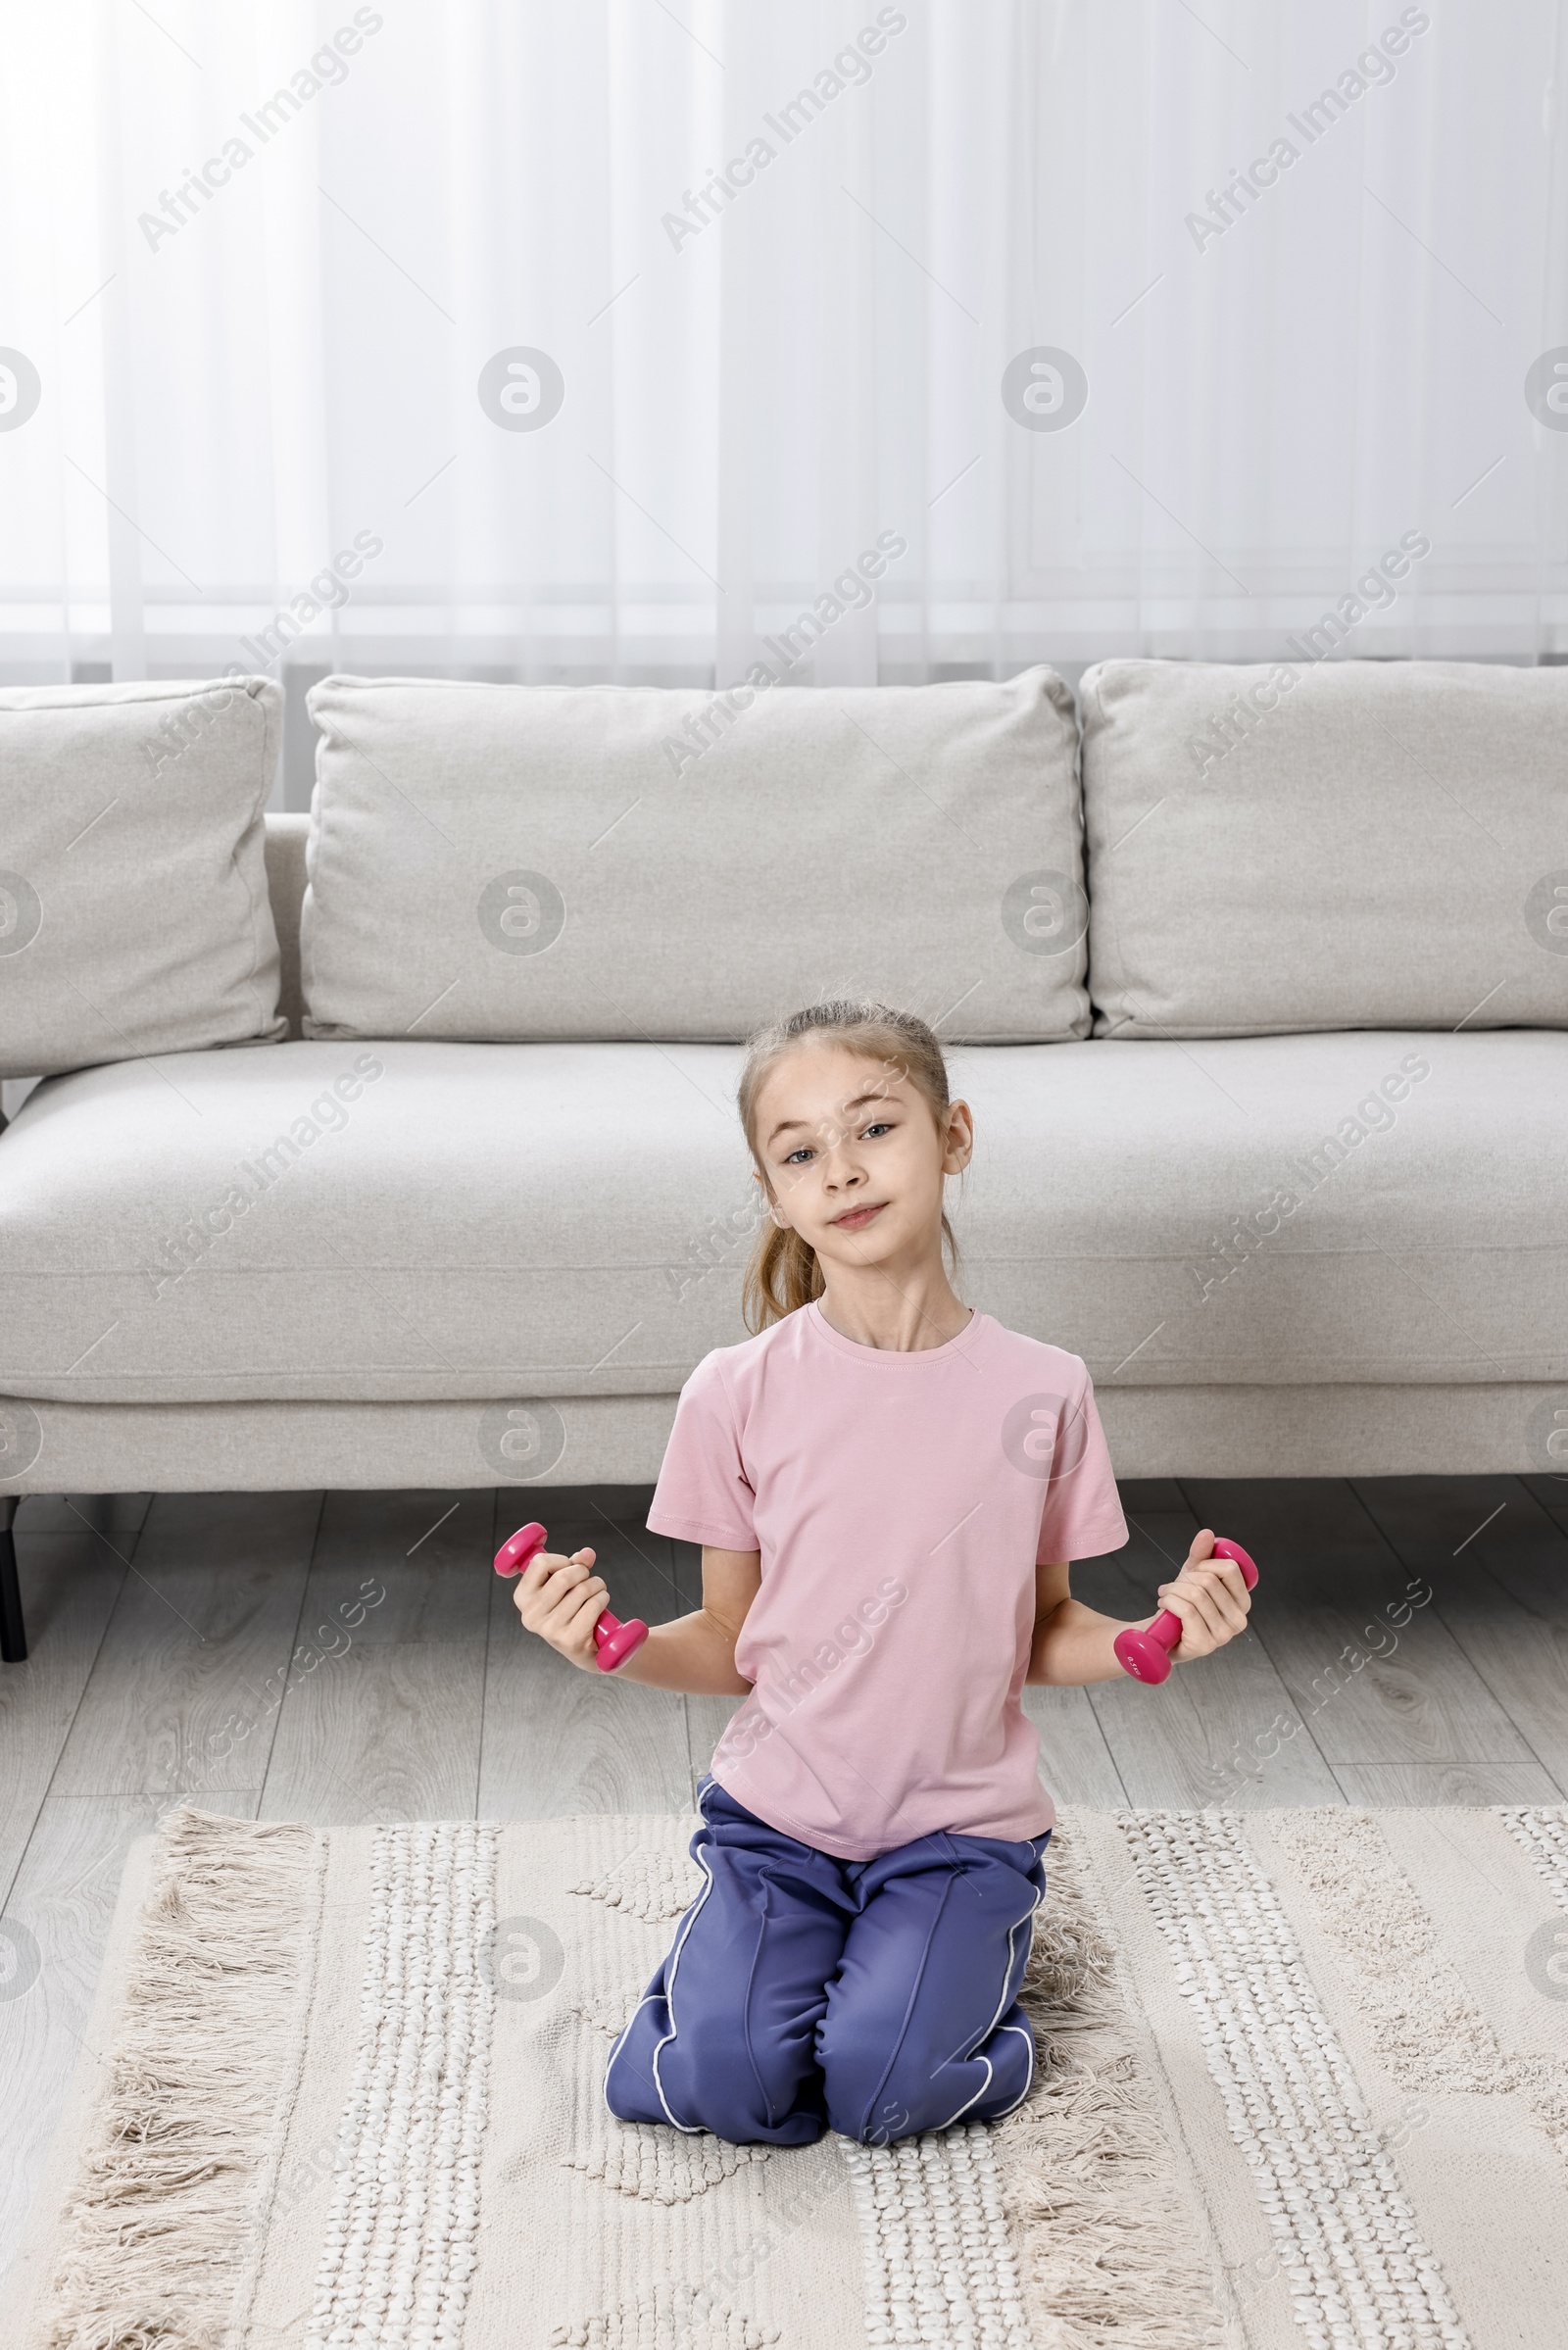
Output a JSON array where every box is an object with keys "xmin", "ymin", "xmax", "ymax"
[
  {"xmin": 862, "ymin": 1122, "xmax": 892, "ymax": 1139},
  {"xmin": 782, "ymin": 1147, "xmax": 814, "ymax": 1165}
]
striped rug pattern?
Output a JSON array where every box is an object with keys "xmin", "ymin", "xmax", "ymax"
[{"xmin": 12, "ymin": 1803, "xmax": 1567, "ymax": 2348}]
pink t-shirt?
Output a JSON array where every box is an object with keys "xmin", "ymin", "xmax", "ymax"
[{"xmin": 647, "ymin": 1301, "xmax": 1129, "ymax": 1861}]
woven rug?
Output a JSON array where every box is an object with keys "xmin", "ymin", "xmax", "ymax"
[{"xmin": 12, "ymin": 1805, "xmax": 1568, "ymax": 2350}]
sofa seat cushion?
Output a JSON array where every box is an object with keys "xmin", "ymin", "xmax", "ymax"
[
  {"xmin": 961, "ymin": 1029, "xmax": 1565, "ymax": 1388},
  {"xmin": 0, "ymin": 1033, "xmax": 1561, "ymax": 1405}
]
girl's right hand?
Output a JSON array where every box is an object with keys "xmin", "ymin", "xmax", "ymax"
[{"xmin": 511, "ymin": 1543, "xmax": 608, "ymax": 1672}]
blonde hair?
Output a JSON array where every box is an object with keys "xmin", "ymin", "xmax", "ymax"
[{"xmin": 737, "ymin": 1000, "xmax": 960, "ymax": 1332}]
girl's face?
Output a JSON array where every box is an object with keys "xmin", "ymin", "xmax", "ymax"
[{"xmin": 751, "ymin": 1045, "xmax": 972, "ymax": 1278}]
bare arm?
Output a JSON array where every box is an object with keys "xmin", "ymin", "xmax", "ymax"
[
  {"xmin": 512, "ymin": 1541, "xmax": 760, "ymax": 1694},
  {"xmin": 1027, "ymin": 1531, "xmax": 1252, "ymax": 1687}
]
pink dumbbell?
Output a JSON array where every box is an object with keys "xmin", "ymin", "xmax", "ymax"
[
  {"xmin": 1112, "ymin": 1537, "xmax": 1259, "ymax": 1686},
  {"xmin": 493, "ymin": 1520, "xmax": 650, "ymax": 1673}
]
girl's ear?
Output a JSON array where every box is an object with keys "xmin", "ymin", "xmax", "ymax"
[{"xmin": 943, "ymin": 1099, "xmax": 975, "ymax": 1175}]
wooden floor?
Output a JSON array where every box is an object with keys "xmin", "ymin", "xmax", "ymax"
[{"xmin": 3, "ymin": 1470, "xmax": 1567, "ymax": 2280}]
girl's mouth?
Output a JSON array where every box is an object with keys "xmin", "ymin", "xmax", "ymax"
[{"xmin": 831, "ymin": 1202, "xmax": 886, "ymax": 1232}]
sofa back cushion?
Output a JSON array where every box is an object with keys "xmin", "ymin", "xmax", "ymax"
[
  {"xmin": 1080, "ymin": 659, "xmax": 1568, "ymax": 1037},
  {"xmin": 0, "ymin": 677, "xmax": 285, "ymax": 1079},
  {"xmin": 299, "ymin": 668, "xmax": 1088, "ymax": 1044}
]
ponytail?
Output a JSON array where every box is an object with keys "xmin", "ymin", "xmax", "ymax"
[{"xmin": 746, "ymin": 1220, "xmax": 827, "ymax": 1326}]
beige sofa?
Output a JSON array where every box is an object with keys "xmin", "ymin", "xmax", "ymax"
[{"xmin": 2, "ymin": 660, "xmax": 1564, "ymax": 1662}]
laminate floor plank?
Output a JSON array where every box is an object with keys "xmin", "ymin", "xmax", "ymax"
[
  {"xmin": 1077, "ymin": 1506, "xmax": 1345, "ymax": 1808},
  {"xmin": 1522, "ymin": 1473, "xmax": 1568, "ymax": 1539},
  {"xmin": 12, "ymin": 1493, "xmax": 152, "ymax": 1541},
  {"xmin": 1023, "ymin": 1687, "xmax": 1129, "ymax": 1810},
  {"xmin": 1114, "ymin": 1479, "xmax": 1190, "ymax": 1514},
  {"xmin": 300, "ymin": 1488, "xmax": 494, "ymax": 1645},
  {"xmin": 0, "ymin": 1531, "xmax": 126, "ymax": 1912},
  {"xmin": 1351, "ymin": 1474, "xmax": 1555, "ymax": 1589},
  {"xmin": 1182, "ymin": 1476, "xmax": 1542, "ymax": 1776},
  {"xmin": 259, "ymin": 1489, "xmax": 491, "ymax": 1826},
  {"xmin": 480, "ymin": 1488, "xmax": 693, "ymax": 1820},
  {"xmin": 1350, "ymin": 1475, "xmax": 1568, "ymax": 1795},
  {"xmin": 49, "ymin": 1492, "xmax": 322, "ymax": 1803},
  {"xmin": 1330, "ymin": 1760, "xmax": 1565, "ymax": 1805},
  {"xmin": 480, "ymin": 1579, "xmax": 693, "ymax": 1819}
]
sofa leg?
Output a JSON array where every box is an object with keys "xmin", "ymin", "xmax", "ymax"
[{"xmin": 0, "ymin": 1495, "xmax": 25, "ymax": 1663}]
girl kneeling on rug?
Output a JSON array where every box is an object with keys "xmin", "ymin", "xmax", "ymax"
[{"xmin": 512, "ymin": 1001, "xmax": 1253, "ymax": 2148}]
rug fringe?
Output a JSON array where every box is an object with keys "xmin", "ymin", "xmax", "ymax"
[
  {"xmin": 39, "ymin": 1808, "xmax": 319, "ymax": 2350},
  {"xmin": 1001, "ymin": 1818, "xmax": 1222, "ymax": 2350}
]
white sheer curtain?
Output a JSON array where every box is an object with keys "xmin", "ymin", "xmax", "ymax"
[{"xmin": 3, "ymin": 0, "xmax": 1567, "ymax": 779}]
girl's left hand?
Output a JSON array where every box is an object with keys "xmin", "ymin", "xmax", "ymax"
[{"xmin": 1154, "ymin": 1532, "xmax": 1253, "ymax": 1661}]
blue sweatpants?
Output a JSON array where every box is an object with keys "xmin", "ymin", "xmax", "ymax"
[{"xmin": 603, "ymin": 1775, "xmax": 1051, "ymax": 2146}]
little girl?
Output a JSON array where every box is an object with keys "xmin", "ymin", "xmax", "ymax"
[{"xmin": 512, "ymin": 1001, "xmax": 1252, "ymax": 2148}]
